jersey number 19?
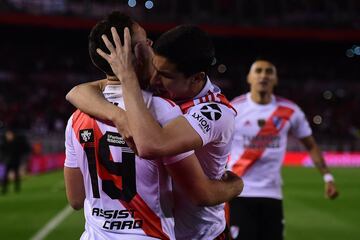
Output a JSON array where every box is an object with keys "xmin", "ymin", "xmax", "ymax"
[{"xmin": 84, "ymin": 131, "xmax": 136, "ymax": 203}]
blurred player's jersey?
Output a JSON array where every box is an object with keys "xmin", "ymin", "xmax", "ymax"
[
  {"xmin": 228, "ymin": 93, "xmax": 312, "ymax": 199},
  {"xmin": 65, "ymin": 85, "xmax": 193, "ymax": 240},
  {"xmin": 174, "ymin": 79, "xmax": 236, "ymax": 240}
]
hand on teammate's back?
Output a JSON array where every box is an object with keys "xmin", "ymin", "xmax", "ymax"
[
  {"xmin": 222, "ymin": 170, "xmax": 244, "ymax": 195},
  {"xmin": 325, "ymin": 181, "xmax": 339, "ymax": 200}
]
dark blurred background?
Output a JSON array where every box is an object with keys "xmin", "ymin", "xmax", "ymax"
[{"xmin": 0, "ymin": 0, "xmax": 359, "ymax": 155}]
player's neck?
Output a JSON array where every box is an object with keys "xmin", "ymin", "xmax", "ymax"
[
  {"xmin": 250, "ymin": 91, "xmax": 272, "ymax": 105},
  {"xmin": 106, "ymin": 76, "xmax": 121, "ymax": 85},
  {"xmin": 189, "ymin": 79, "xmax": 207, "ymax": 99}
]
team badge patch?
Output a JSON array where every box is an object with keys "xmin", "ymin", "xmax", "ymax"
[
  {"xmin": 80, "ymin": 129, "xmax": 94, "ymax": 143},
  {"xmin": 272, "ymin": 116, "xmax": 283, "ymax": 130},
  {"xmin": 244, "ymin": 120, "xmax": 251, "ymax": 126},
  {"xmin": 257, "ymin": 119, "xmax": 266, "ymax": 128},
  {"xmin": 200, "ymin": 104, "xmax": 222, "ymax": 121}
]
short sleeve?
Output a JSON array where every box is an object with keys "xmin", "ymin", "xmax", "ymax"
[
  {"xmin": 162, "ymin": 151, "xmax": 195, "ymax": 165},
  {"xmin": 290, "ymin": 106, "xmax": 312, "ymax": 139},
  {"xmin": 151, "ymin": 97, "xmax": 183, "ymax": 126},
  {"xmin": 183, "ymin": 103, "xmax": 235, "ymax": 146},
  {"xmin": 64, "ymin": 116, "xmax": 79, "ymax": 168},
  {"xmin": 150, "ymin": 97, "xmax": 195, "ymax": 165}
]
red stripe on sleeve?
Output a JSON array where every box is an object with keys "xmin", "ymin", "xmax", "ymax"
[{"xmin": 179, "ymin": 101, "xmax": 195, "ymax": 113}]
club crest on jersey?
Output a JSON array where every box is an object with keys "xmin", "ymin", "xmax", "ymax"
[
  {"xmin": 272, "ymin": 116, "xmax": 284, "ymax": 130},
  {"xmin": 244, "ymin": 120, "xmax": 251, "ymax": 127},
  {"xmin": 80, "ymin": 129, "xmax": 94, "ymax": 143},
  {"xmin": 200, "ymin": 103, "xmax": 222, "ymax": 121},
  {"xmin": 257, "ymin": 119, "xmax": 266, "ymax": 128}
]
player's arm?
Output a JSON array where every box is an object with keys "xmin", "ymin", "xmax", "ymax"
[
  {"xmin": 166, "ymin": 154, "xmax": 243, "ymax": 206},
  {"xmin": 65, "ymin": 76, "xmax": 194, "ymax": 158},
  {"xmin": 64, "ymin": 117, "xmax": 86, "ymax": 210},
  {"xmin": 300, "ymin": 135, "xmax": 339, "ymax": 199},
  {"xmin": 122, "ymin": 74, "xmax": 202, "ymax": 158},
  {"xmin": 96, "ymin": 28, "xmax": 202, "ymax": 159},
  {"xmin": 134, "ymin": 115, "xmax": 202, "ymax": 159},
  {"xmin": 64, "ymin": 167, "xmax": 85, "ymax": 210},
  {"xmin": 65, "ymin": 79, "xmax": 125, "ymax": 124},
  {"xmin": 65, "ymin": 80, "xmax": 132, "ymax": 141}
]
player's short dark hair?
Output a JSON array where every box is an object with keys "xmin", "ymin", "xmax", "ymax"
[
  {"xmin": 153, "ymin": 25, "xmax": 215, "ymax": 77},
  {"xmin": 89, "ymin": 11, "xmax": 134, "ymax": 76},
  {"xmin": 252, "ymin": 56, "xmax": 277, "ymax": 67}
]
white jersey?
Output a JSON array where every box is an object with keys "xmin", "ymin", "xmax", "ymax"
[
  {"xmin": 227, "ymin": 93, "xmax": 312, "ymax": 199},
  {"xmin": 173, "ymin": 79, "xmax": 236, "ymax": 240},
  {"xmin": 64, "ymin": 85, "xmax": 193, "ymax": 240}
]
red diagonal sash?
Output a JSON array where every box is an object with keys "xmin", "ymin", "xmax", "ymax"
[
  {"xmin": 72, "ymin": 110, "xmax": 170, "ymax": 240},
  {"xmin": 232, "ymin": 106, "xmax": 294, "ymax": 176}
]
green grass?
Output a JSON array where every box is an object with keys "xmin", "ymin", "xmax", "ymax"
[
  {"xmin": 0, "ymin": 168, "xmax": 359, "ymax": 240},
  {"xmin": 283, "ymin": 167, "xmax": 360, "ymax": 240},
  {"xmin": 0, "ymin": 170, "xmax": 84, "ymax": 240}
]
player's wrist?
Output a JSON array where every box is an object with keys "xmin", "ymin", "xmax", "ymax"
[
  {"xmin": 323, "ymin": 173, "xmax": 335, "ymax": 183},
  {"xmin": 107, "ymin": 106, "xmax": 125, "ymax": 122},
  {"xmin": 119, "ymin": 71, "xmax": 137, "ymax": 84}
]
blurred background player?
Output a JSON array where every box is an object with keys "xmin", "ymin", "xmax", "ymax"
[
  {"xmin": 227, "ymin": 58, "xmax": 339, "ymax": 240},
  {"xmin": 1, "ymin": 128, "xmax": 30, "ymax": 194}
]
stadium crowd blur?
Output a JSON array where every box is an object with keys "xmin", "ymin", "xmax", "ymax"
[{"xmin": 0, "ymin": 0, "xmax": 359, "ymax": 154}]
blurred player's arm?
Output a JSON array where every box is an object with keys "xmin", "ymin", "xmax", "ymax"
[
  {"xmin": 301, "ymin": 135, "xmax": 339, "ymax": 199},
  {"xmin": 166, "ymin": 154, "xmax": 243, "ymax": 206},
  {"xmin": 64, "ymin": 167, "xmax": 85, "ymax": 210}
]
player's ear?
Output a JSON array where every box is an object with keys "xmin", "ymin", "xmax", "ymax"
[
  {"xmin": 246, "ymin": 73, "xmax": 251, "ymax": 84},
  {"xmin": 134, "ymin": 42, "xmax": 154, "ymax": 68},
  {"xmin": 134, "ymin": 42, "xmax": 144, "ymax": 66},
  {"xmin": 191, "ymin": 72, "xmax": 206, "ymax": 83}
]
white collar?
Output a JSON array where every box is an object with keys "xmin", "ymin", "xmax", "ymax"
[
  {"xmin": 246, "ymin": 92, "xmax": 275, "ymax": 108},
  {"xmin": 194, "ymin": 76, "xmax": 220, "ymax": 99},
  {"xmin": 103, "ymin": 84, "xmax": 153, "ymax": 108}
]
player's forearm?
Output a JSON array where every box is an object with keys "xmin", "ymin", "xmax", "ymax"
[
  {"xmin": 196, "ymin": 178, "xmax": 243, "ymax": 206},
  {"xmin": 308, "ymin": 145, "xmax": 330, "ymax": 175},
  {"xmin": 64, "ymin": 167, "xmax": 85, "ymax": 210},
  {"xmin": 121, "ymin": 73, "xmax": 168, "ymax": 157},
  {"xmin": 302, "ymin": 136, "xmax": 331, "ymax": 175},
  {"xmin": 210, "ymin": 178, "xmax": 243, "ymax": 205},
  {"xmin": 66, "ymin": 81, "xmax": 121, "ymax": 121}
]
